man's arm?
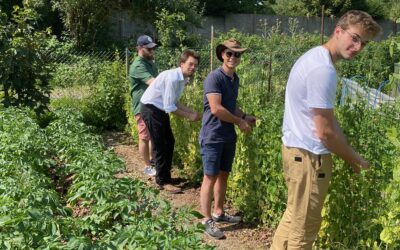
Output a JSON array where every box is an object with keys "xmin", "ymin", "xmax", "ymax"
[
  {"xmin": 146, "ymin": 77, "xmax": 154, "ymax": 85},
  {"xmin": 234, "ymin": 106, "xmax": 256, "ymax": 126},
  {"xmin": 207, "ymin": 94, "xmax": 250, "ymax": 134},
  {"xmin": 134, "ymin": 62, "xmax": 155, "ymax": 85},
  {"xmin": 173, "ymin": 103, "xmax": 201, "ymax": 121},
  {"xmin": 313, "ymin": 108, "xmax": 369, "ymax": 173},
  {"xmin": 162, "ymin": 76, "xmax": 199, "ymax": 121}
]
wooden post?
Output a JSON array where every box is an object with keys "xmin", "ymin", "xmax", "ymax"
[
  {"xmin": 210, "ymin": 25, "xmax": 214, "ymax": 71},
  {"xmin": 320, "ymin": 5, "xmax": 325, "ymax": 45},
  {"xmin": 125, "ymin": 47, "xmax": 129, "ymax": 78},
  {"xmin": 268, "ymin": 54, "xmax": 272, "ymax": 94},
  {"xmin": 393, "ymin": 63, "xmax": 400, "ymax": 98}
]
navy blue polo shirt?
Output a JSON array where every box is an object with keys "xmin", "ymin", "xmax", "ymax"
[{"xmin": 200, "ymin": 67, "xmax": 239, "ymax": 144}]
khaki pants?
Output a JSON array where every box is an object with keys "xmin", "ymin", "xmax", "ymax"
[{"xmin": 271, "ymin": 146, "xmax": 333, "ymax": 250}]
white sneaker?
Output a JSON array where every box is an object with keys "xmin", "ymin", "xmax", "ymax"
[{"xmin": 144, "ymin": 166, "xmax": 156, "ymax": 176}]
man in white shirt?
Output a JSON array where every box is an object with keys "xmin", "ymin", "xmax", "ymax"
[
  {"xmin": 140, "ymin": 49, "xmax": 201, "ymax": 193},
  {"xmin": 271, "ymin": 10, "xmax": 381, "ymax": 249}
]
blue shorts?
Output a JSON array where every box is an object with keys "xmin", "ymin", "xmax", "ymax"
[{"xmin": 200, "ymin": 142, "xmax": 236, "ymax": 176}]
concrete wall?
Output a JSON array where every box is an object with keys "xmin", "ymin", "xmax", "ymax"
[
  {"xmin": 111, "ymin": 11, "xmax": 398, "ymax": 42},
  {"xmin": 191, "ymin": 14, "xmax": 396, "ymax": 41},
  {"xmin": 109, "ymin": 11, "xmax": 156, "ymax": 42}
]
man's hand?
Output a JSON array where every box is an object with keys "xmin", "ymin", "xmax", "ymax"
[
  {"xmin": 245, "ymin": 115, "xmax": 257, "ymax": 127},
  {"xmin": 350, "ymin": 157, "xmax": 370, "ymax": 174},
  {"xmin": 238, "ymin": 119, "xmax": 251, "ymax": 134},
  {"xmin": 189, "ymin": 112, "xmax": 201, "ymax": 122}
]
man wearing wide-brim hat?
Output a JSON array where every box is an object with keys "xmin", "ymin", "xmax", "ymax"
[{"xmin": 199, "ymin": 38, "xmax": 257, "ymax": 239}]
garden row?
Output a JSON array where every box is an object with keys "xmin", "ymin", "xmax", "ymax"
[
  {"xmin": 170, "ymin": 52, "xmax": 400, "ymax": 249},
  {"xmin": 41, "ymin": 29, "xmax": 400, "ymax": 248},
  {"xmin": 0, "ymin": 107, "xmax": 210, "ymax": 249}
]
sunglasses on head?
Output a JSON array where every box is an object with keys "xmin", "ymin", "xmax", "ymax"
[{"xmin": 225, "ymin": 51, "xmax": 241, "ymax": 58}]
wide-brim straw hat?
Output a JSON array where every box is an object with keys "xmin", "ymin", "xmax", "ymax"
[{"xmin": 216, "ymin": 38, "xmax": 247, "ymax": 62}]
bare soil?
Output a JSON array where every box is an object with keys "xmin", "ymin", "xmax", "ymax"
[{"xmin": 103, "ymin": 131, "xmax": 273, "ymax": 249}]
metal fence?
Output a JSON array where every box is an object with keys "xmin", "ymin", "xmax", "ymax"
[
  {"xmin": 340, "ymin": 78, "xmax": 398, "ymax": 108},
  {"xmin": 47, "ymin": 47, "xmax": 399, "ymax": 105}
]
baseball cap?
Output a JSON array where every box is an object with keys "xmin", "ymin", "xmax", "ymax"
[{"xmin": 137, "ymin": 35, "xmax": 157, "ymax": 48}]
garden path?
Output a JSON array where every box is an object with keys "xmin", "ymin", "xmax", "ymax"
[{"xmin": 103, "ymin": 131, "xmax": 273, "ymax": 250}]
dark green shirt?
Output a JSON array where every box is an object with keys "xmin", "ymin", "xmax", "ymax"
[{"xmin": 129, "ymin": 56, "xmax": 158, "ymax": 115}]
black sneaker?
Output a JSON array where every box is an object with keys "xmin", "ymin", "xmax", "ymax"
[
  {"xmin": 203, "ymin": 219, "xmax": 225, "ymax": 239},
  {"xmin": 212, "ymin": 212, "xmax": 241, "ymax": 223}
]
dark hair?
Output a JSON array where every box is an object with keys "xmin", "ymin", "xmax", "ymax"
[
  {"xmin": 337, "ymin": 10, "xmax": 381, "ymax": 38},
  {"xmin": 178, "ymin": 49, "xmax": 200, "ymax": 65}
]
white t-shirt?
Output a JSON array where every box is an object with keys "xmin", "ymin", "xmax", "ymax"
[
  {"xmin": 141, "ymin": 67, "xmax": 187, "ymax": 113},
  {"xmin": 282, "ymin": 46, "xmax": 337, "ymax": 155}
]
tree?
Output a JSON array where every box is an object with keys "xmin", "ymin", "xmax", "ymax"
[
  {"xmin": 383, "ymin": 0, "xmax": 400, "ymax": 35},
  {"xmin": 129, "ymin": 0, "xmax": 204, "ymax": 47},
  {"xmin": 0, "ymin": 0, "xmax": 23, "ymax": 16},
  {"xmin": 0, "ymin": 6, "xmax": 52, "ymax": 114},
  {"xmin": 269, "ymin": 0, "xmax": 385, "ymax": 18},
  {"xmin": 199, "ymin": 0, "xmax": 272, "ymax": 16},
  {"xmin": 384, "ymin": 0, "xmax": 400, "ymax": 22},
  {"xmin": 1, "ymin": 0, "xmax": 63, "ymax": 36},
  {"xmin": 52, "ymin": 0, "xmax": 115, "ymax": 49},
  {"xmin": 130, "ymin": 0, "xmax": 203, "ymax": 23}
]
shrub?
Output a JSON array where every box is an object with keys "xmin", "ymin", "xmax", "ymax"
[
  {"xmin": 378, "ymin": 127, "xmax": 400, "ymax": 247},
  {"xmin": 50, "ymin": 56, "xmax": 107, "ymax": 88},
  {"xmin": 81, "ymin": 61, "xmax": 128, "ymax": 130},
  {"xmin": 0, "ymin": 7, "xmax": 52, "ymax": 114}
]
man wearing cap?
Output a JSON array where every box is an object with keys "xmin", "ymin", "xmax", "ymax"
[
  {"xmin": 129, "ymin": 35, "xmax": 158, "ymax": 177},
  {"xmin": 271, "ymin": 10, "xmax": 381, "ymax": 249},
  {"xmin": 140, "ymin": 49, "xmax": 202, "ymax": 193},
  {"xmin": 199, "ymin": 38, "xmax": 256, "ymax": 239}
]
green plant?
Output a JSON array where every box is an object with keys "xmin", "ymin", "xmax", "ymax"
[
  {"xmin": 316, "ymin": 101, "xmax": 399, "ymax": 248},
  {"xmin": 336, "ymin": 37, "xmax": 400, "ymax": 91},
  {"xmin": 50, "ymin": 57, "xmax": 107, "ymax": 88},
  {"xmin": 0, "ymin": 6, "xmax": 52, "ymax": 114},
  {"xmin": 0, "ymin": 106, "xmax": 212, "ymax": 249},
  {"xmin": 378, "ymin": 127, "xmax": 400, "ymax": 247},
  {"xmin": 81, "ymin": 61, "xmax": 128, "ymax": 130},
  {"xmin": 389, "ymin": 36, "xmax": 400, "ymax": 93},
  {"xmin": 51, "ymin": 0, "xmax": 113, "ymax": 49},
  {"xmin": 167, "ymin": 30, "xmax": 400, "ymax": 248}
]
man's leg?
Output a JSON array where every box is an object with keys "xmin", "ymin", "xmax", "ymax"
[
  {"xmin": 287, "ymin": 152, "xmax": 332, "ymax": 249},
  {"xmin": 200, "ymin": 174, "xmax": 218, "ymax": 220},
  {"xmin": 200, "ymin": 142, "xmax": 225, "ymax": 239},
  {"xmin": 135, "ymin": 114, "xmax": 152, "ymax": 167},
  {"xmin": 140, "ymin": 104, "xmax": 169, "ymax": 185},
  {"xmin": 138, "ymin": 139, "xmax": 151, "ymax": 166},
  {"xmin": 213, "ymin": 171, "xmax": 229, "ymax": 216},
  {"xmin": 162, "ymin": 115, "xmax": 175, "ymax": 182},
  {"xmin": 211, "ymin": 142, "xmax": 240, "ymax": 223},
  {"xmin": 149, "ymin": 139, "xmax": 153, "ymax": 163},
  {"xmin": 271, "ymin": 146, "xmax": 332, "ymax": 250},
  {"xmin": 271, "ymin": 145, "xmax": 293, "ymax": 250}
]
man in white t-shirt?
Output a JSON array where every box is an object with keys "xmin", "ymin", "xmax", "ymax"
[{"xmin": 271, "ymin": 10, "xmax": 381, "ymax": 250}]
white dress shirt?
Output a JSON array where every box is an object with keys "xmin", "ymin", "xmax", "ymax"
[{"xmin": 141, "ymin": 67, "xmax": 188, "ymax": 113}]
